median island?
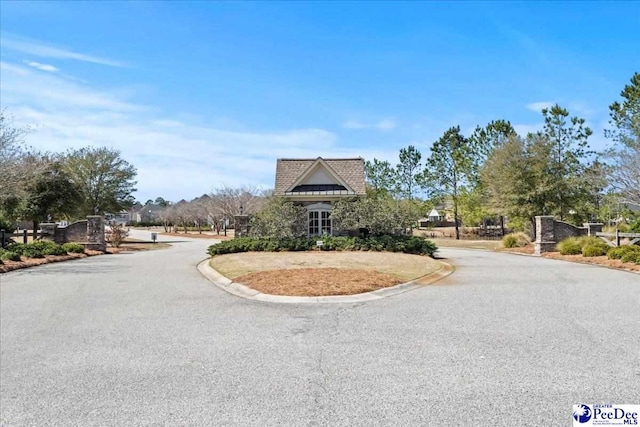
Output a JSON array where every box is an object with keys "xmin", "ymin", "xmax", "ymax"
[{"xmin": 208, "ymin": 236, "xmax": 441, "ymax": 297}]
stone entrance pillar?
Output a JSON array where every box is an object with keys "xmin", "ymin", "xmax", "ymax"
[
  {"xmin": 534, "ymin": 215, "xmax": 556, "ymax": 256},
  {"xmin": 86, "ymin": 216, "xmax": 106, "ymax": 251}
]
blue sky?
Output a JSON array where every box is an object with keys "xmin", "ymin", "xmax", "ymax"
[{"xmin": 1, "ymin": 1, "xmax": 638, "ymax": 202}]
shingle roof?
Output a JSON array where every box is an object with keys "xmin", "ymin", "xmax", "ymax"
[{"xmin": 274, "ymin": 157, "xmax": 366, "ymax": 196}]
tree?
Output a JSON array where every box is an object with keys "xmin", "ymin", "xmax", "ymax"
[
  {"xmin": 470, "ymin": 119, "xmax": 517, "ymax": 160},
  {"xmin": 63, "ymin": 147, "xmax": 137, "ymax": 215},
  {"xmin": 205, "ymin": 186, "xmax": 266, "ymax": 231},
  {"xmin": 331, "ymin": 195, "xmax": 420, "ymax": 236},
  {"xmin": 395, "ymin": 145, "xmax": 424, "ymax": 199},
  {"xmin": 424, "ymin": 126, "xmax": 478, "ymax": 239},
  {"xmin": 21, "ymin": 161, "xmax": 81, "ymax": 230},
  {"xmin": 481, "ymin": 134, "xmax": 540, "ymax": 234},
  {"xmin": 248, "ymin": 197, "xmax": 307, "ymax": 239},
  {"xmin": 154, "ymin": 197, "xmax": 170, "ymax": 207},
  {"xmin": 364, "ymin": 159, "xmax": 396, "ymax": 195},
  {"xmin": 606, "ymin": 72, "xmax": 640, "ymax": 149},
  {"xmin": 540, "ymin": 104, "xmax": 593, "ymax": 220},
  {"xmin": 606, "ymin": 72, "xmax": 640, "ymax": 203}
]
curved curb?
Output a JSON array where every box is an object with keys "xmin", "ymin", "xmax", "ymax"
[{"xmin": 197, "ymin": 258, "xmax": 455, "ymax": 304}]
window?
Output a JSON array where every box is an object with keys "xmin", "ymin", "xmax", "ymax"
[{"xmin": 308, "ymin": 210, "xmax": 332, "ymax": 236}]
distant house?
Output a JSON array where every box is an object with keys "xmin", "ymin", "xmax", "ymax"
[
  {"xmin": 427, "ymin": 208, "xmax": 444, "ymax": 222},
  {"xmin": 274, "ymin": 157, "xmax": 366, "ymax": 236},
  {"xmin": 105, "ymin": 211, "xmax": 131, "ymax": 226},
  {"xmin": 130, "ymin": 203, "xmax": 164, "ymax": 223}
]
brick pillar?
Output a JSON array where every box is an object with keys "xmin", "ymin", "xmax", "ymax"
[
  {"xmin": 40, "ymin": 223, "xmax": 58, "ymax": 242},
  {"xmin": 86, "ymin": 216, "xmax": 106, "ymax": 251},
  {"xmin": 584, "ymin": 223, "xmax": 603, "ymax": 237},
  {"xmin": 534, "ymin": 215, "xmax": 556, "ymax": 256},
  {"xmin": 234, "ymin": 215, "xmax": 249, "ymax": 238}
]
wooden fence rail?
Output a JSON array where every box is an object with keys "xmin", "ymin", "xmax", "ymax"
[
  {"xmin": 595, "ymin": 231, "xmax": 640, "ymax": 247},
  {"xmin": 0, "ymin": 230, "xmax": 41, "ymax": 248}
]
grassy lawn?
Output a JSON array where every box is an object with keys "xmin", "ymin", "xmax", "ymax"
[{"xmin": 210, "ymin": 251, "xmax": 442, "ymax": 296}]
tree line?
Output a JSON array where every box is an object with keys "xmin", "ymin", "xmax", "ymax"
[
  {"xmin": 1, "ymin": 111, "xmax": 137, "ymax": 231},
  {"xmin": 365, "ymin": 72, "xmax": 639, "ymax": 239}
]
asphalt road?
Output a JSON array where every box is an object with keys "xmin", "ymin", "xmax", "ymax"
[{"xmin": 1, "ymin": 232, "xmax": 639, "ymax": 426}]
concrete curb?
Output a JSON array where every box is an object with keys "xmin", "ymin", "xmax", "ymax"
[{"xmin": 197, "ymin": 258, "xmax": 455, "ymax": 304}]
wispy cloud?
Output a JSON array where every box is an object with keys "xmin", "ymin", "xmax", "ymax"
[
  {"xmin": 342, "ymin": 118, "xmax": 396, "ymax": 131},
  {"xmin": 1, "ymin": 34, "xmax": 125, "ymax": 67},
  {"xmin": 526, "ymin": 101, "xmax": 554, "ymax": 113},
  {"xmin": 1, "ymin": 62, "xmax": 144, "ymax": 111},
  {"xmin": 1, "ymin": 59, "xmax": 395, "ymax": 202},
  {"xmin": 23, "ymin": 60, "xmax": 58, "ymax": 72}
]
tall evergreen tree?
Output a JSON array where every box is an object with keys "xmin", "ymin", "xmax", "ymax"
[{"xmin": 424, "ymin": 126, "xmax": 478, "ymax": 239}]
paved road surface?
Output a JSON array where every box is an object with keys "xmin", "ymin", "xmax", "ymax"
[{"xmin": 1, "ymin": 232, "xmax": 639, "ymax": 426}]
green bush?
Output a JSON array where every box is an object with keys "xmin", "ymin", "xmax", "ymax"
[
  {"xmin": 502, "ymin": 232, "xmax": 530, "ymax": 248},
  {"xmin": 6, "ymin": 241, "xmax": 67, "ymax": 258},
  {"xmin": 630, "ymin": 218, "xmax": 640, "ymax": 233},
  {"xmin": 582, "ymin": 244, "xmax": 608, "ymax": 257},
  {"xmin": 62, "ymin": 243, "xmax": 85, "ymax": 253},
  {"xmin": 607, "ymin": 245, "xmax": 640, "ymax": 264},
  {"xmin": 0, "ymin": 249, "xmax": 21, "ymax": 261},
  {"xmin": 207, "ymin": 235, "xmax": 438, "ymax": 257},
  {"xmin": 556, "ymin": 238, "xmax": 582, "ymax": 255}
]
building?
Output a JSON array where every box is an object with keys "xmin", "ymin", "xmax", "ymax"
[{"xmin": 274, "ymin": 157, "xmax": 366, "ymax": 236}]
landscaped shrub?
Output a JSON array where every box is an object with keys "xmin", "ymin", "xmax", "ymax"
[
  {"xmin": 0, "ymin": 249, "xmax": 21, "ymax": 262},
  {"xmin": 502, "ymin": 232, "xmax": 531, "ymax": 248},
  {"xmin": 607, "ymin": 245, "xmax": 640, "ymax": 264},
  {"xmin": 208, "ymin": 235, "xmax": 438, "ymax": 257},
  {"xmin": 5, "ymin": 241, "xmax": 67, "ymax": 258},
  {"xmin": 62, "ymin": 243, "xmax": 85, "ymax": 253},
  {"xmin": 620, "ymin": 251, "xmax": 640, "ymax": 264},
  {"xmin": 582, "ymin": 244, "xmax": 608, "ymax": 257},
  {"xmin": 105, "ymin": 224, "xmax": 129, "ymax": 248},
  {"xmin": 556, "ymin": 238, "xmax": 582, "ymax": 255},
  {"xmin": 33, "ymin": 241, "xmax": 67, "ymax": 256},
  {"xmin": 577, "ymin": 236, "xmax": 609, "ymax": 257}
]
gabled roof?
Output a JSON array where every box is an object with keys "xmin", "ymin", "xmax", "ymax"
[{"xmin": 274, "ymin": 157, "xmax": 366, "ymax": 196}]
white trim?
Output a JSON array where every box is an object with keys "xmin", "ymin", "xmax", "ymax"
[{"xmin": 305, "ymin": 203, "xmax": 333, "ymax": 211}]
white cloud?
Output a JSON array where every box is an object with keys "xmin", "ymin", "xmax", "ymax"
[
  {"xmin": 1, "ymin": 34, "xmax": 125, "ymax": 67},
  {"xmin": 526, "ymin": 101, "xmax": 554, "ymax": 113},
  {"xmin": 23, "ymin": 60, "xmax": 58, "ymax": 72},
  {"xmin": 342, "ymin": 118, "xmax": 396, "ymax": 131},
  {"xmin": 1, "ymin": 62, "xmax": 144, "ymax": 112},
  {"xmin": 1, "ymin": 60, "xmax": 391, "ymax": 202},
  {"xmin": 376, "ymin": 119, "xmax": 396, "ymax": 130}
]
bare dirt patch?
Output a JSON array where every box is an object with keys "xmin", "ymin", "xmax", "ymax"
[
  {"xmin": 235, "ymin": 268, "xmax": 403, "ymax": 296},
  {"xmin": 210, "ymin": 251, "xmax": 441, "ymax": 296}
]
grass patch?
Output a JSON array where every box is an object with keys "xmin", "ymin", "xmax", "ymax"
[{"xmin": 210, "ymin": 251, "xmax": 441, "ymax": 283}]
